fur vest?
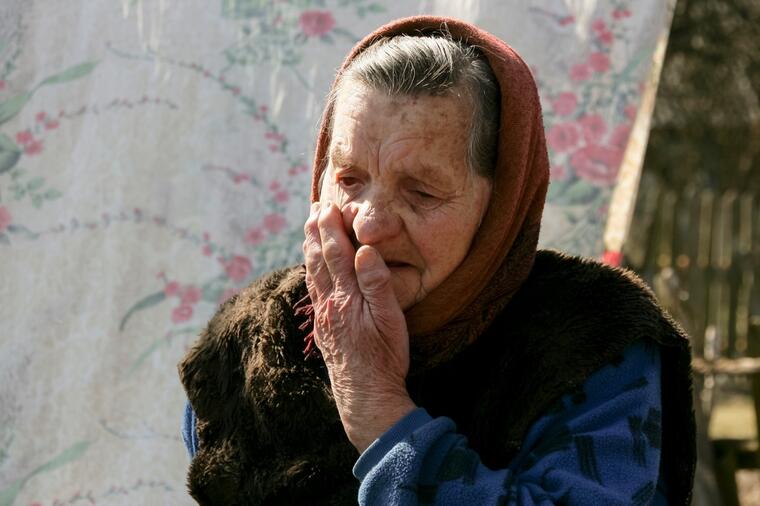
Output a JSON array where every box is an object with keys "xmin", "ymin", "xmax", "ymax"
[{"xmin": 177, "ymin": 249, "xmax": 696, "ymax": 505}]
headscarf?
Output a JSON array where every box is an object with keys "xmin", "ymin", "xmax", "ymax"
[{"xmin": 308, "ymin": 16, "xmax": 550, "ymax": 372}]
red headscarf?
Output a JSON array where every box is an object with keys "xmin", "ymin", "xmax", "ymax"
[{"xmin": 308, "ymin": 16, "xmax": 550, "ymax": 372}]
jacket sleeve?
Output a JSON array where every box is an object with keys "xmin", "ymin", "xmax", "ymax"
[
  {"xmin": 352, "ymin": 341, "xmax": 667, "ymax": 505},
  {"xmin": 182, "ymin": 399, "xmax": 199, "ymax": 459}
]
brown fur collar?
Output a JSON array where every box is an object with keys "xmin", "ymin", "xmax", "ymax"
[{"xmin": 178, "ymin": 249, "xmax": 695, "ymax": 505}]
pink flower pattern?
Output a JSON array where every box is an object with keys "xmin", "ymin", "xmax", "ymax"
[
  {"xmin": 579, "ymin": 114, "xmax": 607, "ymax": 144},
  {"xmin": 222, "ymin": 255, "xmax": 252, "ymax": 282},
  {"xmin": 179, "ymin": 285, "xmax": 202, "ymax": 305},
  {"xmin": 171, "ymin": 305, "xmax": 193, "ymax": 323},
  {"xmin": 274, "ymin": 190, "xmax": 289, "ymax": 203},
  {"xmin": 570, "ymin": 145, "xmax": 623, "ymax": 186},
  {"xmin": 245, "ymin": 226, "xmax": 265, "ymax": 246},
  {"xmin": 569, "ymin": 63, "xmax": 591, "ymax": 82},
  {"xmin": 16, "ymin": 130, "xmax": 33, "ymax": 145},
  {"xmin": 598, "ymin": 31, "xmax": 614, "ymax": 46},
  {"xmin": 552, "ymin": 92, "xmax": 577, "ymax": 116},
  {"xmin": 24, "ymin": 140, "xmax": 44, "ymax": 155},
  {"xmin": 547, "ymin": 123, "xmax": 580, "ymax": 152},
  {"xmin": 591, "ymin": 19, "xmax": 607, "ymax": 34},
  {"xmin": 233, "ymin": 173, "xmax": 250, "ymax": 184},
  {"xmin": 541, "ymin": 3, "xmax": 642, "ymax": 199},
  {"xmin": 0, "ymin": 206, "xmax": 11, "ymax": 233},
  {"xmin": 263, "ymin": 213, "xmax": 286, "ymax": 234},
  {"xmin": 610, "ymin": 124, "xmax": 632, "ymax": 149},
  {"xmin": 588, "ymin": 52, "xmax": 610, "ymax": 73},
  {"xmin": 299, "ymin": 10, "xmax": 335, "ymax": 37},
  {"xmin": 163, "ymin": 281, "xmax": 180, "ymax": 297}
]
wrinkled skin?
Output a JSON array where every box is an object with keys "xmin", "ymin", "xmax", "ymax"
[{"xmin": 302, "ymin": 83, "xmax": 491, "ymax": 452}]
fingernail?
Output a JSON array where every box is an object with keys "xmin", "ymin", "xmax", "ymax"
[{"xmin": 311, "ymin": 202, "xmax": 320, "ymax": 214}]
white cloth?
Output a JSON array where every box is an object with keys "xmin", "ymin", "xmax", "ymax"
[{"xmin": 0, "ymin": 0, "xmax": 672, "ymax": 503}]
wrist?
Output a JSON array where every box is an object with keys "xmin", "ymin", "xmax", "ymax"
[{"xmin": 345, "ymin": 395, "xmax": 417, "ymax": 453}]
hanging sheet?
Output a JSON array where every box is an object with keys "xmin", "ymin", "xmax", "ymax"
[{"xmin": 0, "ymin": 1, "xmax": 673, "ymax": 503}]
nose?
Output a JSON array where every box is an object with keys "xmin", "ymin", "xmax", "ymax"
[{"xmin": 342, "ymin": 197, "xmax": 403, "ymax": 247}]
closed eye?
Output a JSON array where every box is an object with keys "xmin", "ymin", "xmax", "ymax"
[
  {"xmin": 414, "ymin": 190, "xmax": 437, "ymax": 200},
  {"xmin": 408, "ymin": 188, "xmax": 442, "ymax": 209}
]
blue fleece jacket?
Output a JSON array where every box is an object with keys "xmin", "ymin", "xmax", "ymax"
[{"xmin": 182, "ymin": 340, "xmax": 666, "ymax": 505}]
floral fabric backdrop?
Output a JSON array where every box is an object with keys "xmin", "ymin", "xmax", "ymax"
[{"xmin": 0, "ymin": 1, "xmax": 673, "ymax": 504}]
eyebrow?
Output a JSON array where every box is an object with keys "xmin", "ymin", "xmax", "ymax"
[{"xmin": 329, "ymin": 145, "xmax": 352, "ymax": 168}]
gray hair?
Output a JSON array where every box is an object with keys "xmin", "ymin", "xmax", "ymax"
[{"xmin": 326, "ymin": 32, "xmax": 501, "ymax": 180}]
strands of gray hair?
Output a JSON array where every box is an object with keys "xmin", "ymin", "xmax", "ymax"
[{"xmin": 327, "ymin": 32, "xmax": 501, "ymax": 179}]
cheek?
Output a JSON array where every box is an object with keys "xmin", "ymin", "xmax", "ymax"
[{"xmin": 411, "ymin": 215, "xmax": 474, "ymax": 280}]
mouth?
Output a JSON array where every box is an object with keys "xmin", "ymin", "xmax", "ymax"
[{"xmin": 385, "ymin": 261, "xmax": 412, "ymax": 269}]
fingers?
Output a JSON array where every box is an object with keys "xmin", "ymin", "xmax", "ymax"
[
  {"xmin": 303, "ymin": 202, "xmax": 332, "ymax": 302},
  {"xmin": 355, "ymin": 245, "xmax": 404, "ymax": 330},
  {"xmin": 318, "ymin": 202, "xmax": 358, "ymax": 292}
]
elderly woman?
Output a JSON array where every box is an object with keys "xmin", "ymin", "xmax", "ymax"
[{"xmin": 178, "ymin": 16, "xmax": 695, "ymax": 505}]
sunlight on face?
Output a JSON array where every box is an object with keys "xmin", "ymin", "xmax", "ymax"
[{"xmin": 319, "ymin": 82, "xmax": 492, "ymax": 311}]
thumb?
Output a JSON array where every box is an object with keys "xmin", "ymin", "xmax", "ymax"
[{"xmin": 354, "ymin": 246, "xmax": 403, "ymax": 324}]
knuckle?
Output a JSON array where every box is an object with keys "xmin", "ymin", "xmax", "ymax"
[
  {"xmin": 304, "ymin": 215, "xmax": 318, "ymax": 236},
  {"xmin": 321, "ymin": 239, "xmax": 342, "ymax": 261},
  {"xmin": 304, "ymin": 245, "xmax": 323, "ymax": 266},
  {"xmin": 317, "ymin": 209, "xmax": 330, "ymax": 227}
]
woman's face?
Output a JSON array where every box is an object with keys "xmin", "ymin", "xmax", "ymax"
[{"xmin": 319, "ymin": 82, "xmax": 492, "ymax": 311}]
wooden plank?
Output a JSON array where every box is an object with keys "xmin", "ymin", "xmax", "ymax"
[{"xmin": 693, "ymin": 357, "xmax": 760, "ymax": 375}]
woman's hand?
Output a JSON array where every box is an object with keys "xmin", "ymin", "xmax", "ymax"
[{"xmin": 303, "ymin": 201, "xmax": 417, "ymax": 453}]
